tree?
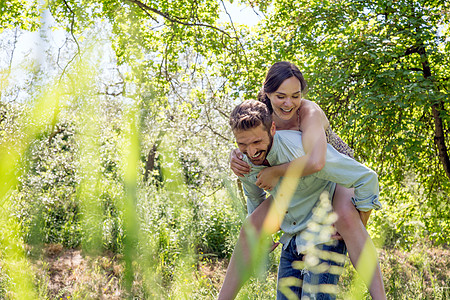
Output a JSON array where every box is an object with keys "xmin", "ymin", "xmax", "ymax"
[{"xmin": 244, "ymin": 0, "xmax": 450, "ymax": 242}]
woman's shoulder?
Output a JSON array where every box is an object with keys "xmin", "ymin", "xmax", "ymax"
[
  {"xmin": 299, "ymin": 99, "xmax": 329, "ymax": 128},
  {"xmin": 300, "ymin": 99, "xmax": 322, "ymax": 112}
]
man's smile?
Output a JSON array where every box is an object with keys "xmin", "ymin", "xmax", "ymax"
[{"xmin": 251, "ymin": 151, "xmax": 263, "ymax": 159}]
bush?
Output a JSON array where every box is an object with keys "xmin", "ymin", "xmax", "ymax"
[
  {"xmin": 16, "ymin": 123, "xmax": 81, "ymax": 248},
  {"xmin": 197, "ymin": 194, "xmax": 241, "ymax": 258},
  {"xmin": 14, "ymin": 117, "xmax": 126, "ymax": 252}
]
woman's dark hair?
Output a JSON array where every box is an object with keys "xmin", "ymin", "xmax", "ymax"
[{"xmin": 258, "ymin": 61, "xmax": 308, "ymax": 113}]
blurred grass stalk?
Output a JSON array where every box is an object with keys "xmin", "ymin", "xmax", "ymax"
[
  {"xmin": 0, "ymin": 78, "xmax": 61, "ymax": 299},
  {"xmin": 118, "ymin": 105, "xmax": 141, "ymax": 293},
  {"xmin": 346, "ymin": 237, "xmax": 379, "ymax": 300},
  {"xmin": 76, "ymin": 51, "xmax": 103, "ymax": 257}
]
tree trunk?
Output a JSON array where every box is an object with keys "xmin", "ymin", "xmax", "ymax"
[
  {"xmin": 419, "ymin": 45, "xmax": 450, "ymax": 180},
  {"xmin": 431, "ymin": 103, "xmax": 450, "ymax": 180},
  {"xmin": 144, "ymin": 130, "xmax": 165, "ymax": 182}
]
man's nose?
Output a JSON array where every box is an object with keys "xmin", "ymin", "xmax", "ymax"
[{"xmin": 247, "ymin": 145, "xmax": 257, "ymax": 157}]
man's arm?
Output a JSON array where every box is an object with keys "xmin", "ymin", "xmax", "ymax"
[
  {"xmin": 314, "ymin": 145, "xmax": 381, "ymax": 212},
  {"xmin": 240, "ymin": 176, "xmax": 268, "ymax": 215}
]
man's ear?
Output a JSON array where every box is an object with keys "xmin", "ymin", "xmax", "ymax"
[{"xmin": 270, "ymin": 121, "xmax": 276, "ymax": 137}]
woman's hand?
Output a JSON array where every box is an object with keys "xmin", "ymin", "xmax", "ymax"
[
  {"xmin": 230, "ymin": 148, "xmax": 250, "ymax": 177},
  {"xmin": 255, "ymin": 166, "xmax": 282, "ymax": 191}
]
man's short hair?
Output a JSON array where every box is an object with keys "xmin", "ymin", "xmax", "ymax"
[{"xmin": 229, "ymin": 100, "xmax": 272, "ymax": 132}]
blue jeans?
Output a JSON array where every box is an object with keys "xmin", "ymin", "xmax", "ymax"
[{"xmin": 277, "ymin": 237, "xmax": 347, "ymax": 300}]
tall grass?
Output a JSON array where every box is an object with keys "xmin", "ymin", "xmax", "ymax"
[{"xmin": 1, "ymin": 15, "xmax": 449, "ymax": 300}]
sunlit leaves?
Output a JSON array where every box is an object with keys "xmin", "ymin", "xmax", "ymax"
[{"xmin": 0, "ymin": 0, "xmax": 40, "ymax": 32}]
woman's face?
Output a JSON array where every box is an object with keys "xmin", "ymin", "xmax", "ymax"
[{"xmin": 266, "ymin": 76, "xmax": 302, "ymax": 121}]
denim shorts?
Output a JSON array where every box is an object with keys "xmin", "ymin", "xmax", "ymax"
[{"xmin": 277, "ymin": 237, "xmax": 347, "ymax": 300}]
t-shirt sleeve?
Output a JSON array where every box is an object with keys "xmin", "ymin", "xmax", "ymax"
[{"xmin": 240, "ymin": 176, "xmax": 268, "ymax": 215}]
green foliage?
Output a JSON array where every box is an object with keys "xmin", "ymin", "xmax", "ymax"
[
  {"xmin": 0, "ymin": 0, "xmax": 40, "ymax": 32},
  {"xmin": 197, "ymin": 193, "xmax": 242, "ymax": 258},
  {"xmin": 13, "ymin": 102, "xmax": 128, "ymax": 251},
  {"xmin": 138, "ymin": 176, "xmax": 240, "ymax": 267},
  {"xmin": 0, "ymin": 271, "xmax": 10, "ymax": 299},
  {"xmin": 1, "ymin": 0, "xmax": 450, "ymax": 297},
  {"xmin": 17, "ymin": 122, "xmax": 80, "ymax": 247},
  {"xmin": 369, "ymin": 173, "xmax": 450, "ymax": 249}
]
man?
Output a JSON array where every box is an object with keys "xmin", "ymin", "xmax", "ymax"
[{"xmin": 218, "ymin": 100, "xmax": 381, "ymax": 300}]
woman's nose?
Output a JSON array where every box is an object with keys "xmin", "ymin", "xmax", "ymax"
[{"xmin": 284, "ymin": 97, "xmax": 292, "ymax": 105}]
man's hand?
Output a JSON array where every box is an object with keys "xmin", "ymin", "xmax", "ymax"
[{"xmin": 230, "ymin": 148, "xmax": 250, "ymax": 177}]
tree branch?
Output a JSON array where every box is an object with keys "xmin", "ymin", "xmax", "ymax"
[
  {"xmin": 48, "ymin": 125, "xmax": 65, "ymax": 144},
  {"xmin": 219, "ymin": 0, "xmax": 250, "ymax": 80},
  {"xmin": 205, "ymin": 106, "xmax": 230, "ymax": 142},
  {"xmin": 206, "ymin": 124, "xmax": 230, "ymax": 141},
  {"xmin": 0, "ymin": 28, "xmax": 18, "ymax": 99},
  {"xmin": 125, "ymin": 0, "xmax": 233, "ymax": 39},
  {"xmin": 58, "ymin": 0, "xmax": 81, "ymax": 83},
  {"xmin": 7, "ymin": 28, "xmax": 18, "ymax": 78},
  {"xmin": 432, "ymin": 102, "xmax": 450, "ymax": 180}
]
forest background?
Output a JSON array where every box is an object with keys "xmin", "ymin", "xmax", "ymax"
[{"xmin": 0, "ymin": 0, "xmax": 449, "ymax": 299}]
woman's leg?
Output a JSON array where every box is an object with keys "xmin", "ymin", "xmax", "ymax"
[
  {"xmin": 217, "ymin": 195, "xmax": 280, "ymax": 300},
  {"xmin": 333, "ymin": 185, "xmax": 386, "ymax": 300}
]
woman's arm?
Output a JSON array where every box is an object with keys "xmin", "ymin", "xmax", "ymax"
[
  {"xmin": 297, "ymin": 100, "xmax": 329, "ymax": 171},
  {"xmin": 255, "ymin": 100, "xmax": 329, "ymax": 190},
  {"xmin": 230, "ymin": 148, "xmax": 251, "ymax": 177}
]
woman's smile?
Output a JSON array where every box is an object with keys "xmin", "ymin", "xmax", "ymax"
[{"xmin": 280, "ymin": 107, "xmax": 294, "ymax": 113}]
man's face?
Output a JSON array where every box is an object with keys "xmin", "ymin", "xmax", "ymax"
[{"xmin": 233, "ymin": 123, "xmax": 275, "ymax": 165}]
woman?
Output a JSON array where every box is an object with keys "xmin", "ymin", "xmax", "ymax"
[{"xmin": 220, "ymin": 62, "xmax": 386, "ymax": 300}]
